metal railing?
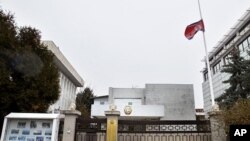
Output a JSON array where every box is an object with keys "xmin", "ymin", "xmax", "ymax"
[{"xmin": 75, "ymin": 118, "xmax": 210, "ymax": 133}]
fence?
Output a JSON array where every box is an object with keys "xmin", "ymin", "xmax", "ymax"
[{"xmin": 74, "ymin": 118, "xmax": 211, "ymax": 141}]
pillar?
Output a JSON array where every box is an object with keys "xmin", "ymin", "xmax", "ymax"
[
  {"xmin": 105, "ymin": 110, "xmax": 120, "ymax": 141},
  {"xmin": 62, "ymin": 110, "xmax": 81, "ymax": 141},
  {"xmin": 208, "ymin": 110, "xmax": 227, "ymax": 141}
]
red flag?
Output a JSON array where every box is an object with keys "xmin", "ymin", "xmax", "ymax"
[{"xmin": 184, "ymin": 19, "xmax": 205, "ymax": 40}]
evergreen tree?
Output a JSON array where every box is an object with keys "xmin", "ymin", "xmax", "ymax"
[
  {"xmin": 76, "ymin": 87, "xmax": 94, "ymax": 119},
  {"xmin": 0, "ymin": 10, "xmax": 18, "ymax": 128},
  {"xmin": 216, "ymin": 49, "xmax": 247, "ymax": 108},
  {"xmin": 241, "ymin": 52, "xmax": 250, "ymax": 95},
  {"xmin": 0, "ymin": 10, "xmax": 60, "ymax": 129}
]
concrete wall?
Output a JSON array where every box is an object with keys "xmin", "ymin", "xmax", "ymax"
[
  {"xmin": 93, "ymin": 97, "xmax": 109, "ymax": 105},
  {"xmin": 145, "ymin": 84, "xmax": 196, "ymax": 120},
  {"xmin": 109, "ymin": 88, "xmax": 144, "ymax": 104},
  {"xmin": 114, "ymin": 99, "xmax": 142, "ymax": 105},
  {"xmin": 91, "ymin": 84, "xmax": 196, "ymax": 120},
  {"xmin": 91, "ymin": 104, "xmax": 164, "ymax": 118}
]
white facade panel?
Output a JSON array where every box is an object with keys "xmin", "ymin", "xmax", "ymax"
[
  {"xmin": 43, "ymin": 41, "xmax": 84, "ymax": 111},
  {"xmin": 114, "ymin": 99, "xmax": 142, "ymax": 105},
  {"xmin": 91, "ymin": 104, "xmax": 164, "ymax": 118},
  {"xmin": 93, "ymin": 97, "xmax": 109, "ymax": 105}
]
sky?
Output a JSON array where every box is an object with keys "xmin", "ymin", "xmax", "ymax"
[{"xmin": 1, "ymin": 0, "xmax": 250, "ymax": 108}]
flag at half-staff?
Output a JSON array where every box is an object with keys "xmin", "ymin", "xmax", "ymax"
[
  {"xmin": 184, "ymin": 19, "xmax": 204, "ymax": 40},
  {"xmin": 184, "ymin": 0, "xmax": 216, "ymax": 108}
]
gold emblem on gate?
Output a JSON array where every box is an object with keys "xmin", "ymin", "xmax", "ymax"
[{"xmin": 124, "ymin": 105, "xmax": 132, "ymax": 115}]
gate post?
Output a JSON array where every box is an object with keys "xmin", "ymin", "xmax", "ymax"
[
  {"xmin": 208, "ymin": 110, "xmax": 226, "ymax": 141},
  {"xmin": 62, "ymin": 110, "xmax": 81, "ymax": 141},
  {"xmin": 105, "ymin": 105, "xmax": 120, "ymax": 141}
]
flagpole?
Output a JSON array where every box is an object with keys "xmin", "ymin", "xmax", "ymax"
[{"xmin": 197, "ymin": 0, "xmax": 215, "ymax": 106}]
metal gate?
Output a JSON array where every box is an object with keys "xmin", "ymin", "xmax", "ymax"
[{"xmin": 75, "ymin": 118, "xmax": 211, "ymax": 141}]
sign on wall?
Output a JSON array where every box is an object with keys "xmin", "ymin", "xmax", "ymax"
[{"xmin": 1, "ymin": 113, "xmax": 61, "ymax": 141}]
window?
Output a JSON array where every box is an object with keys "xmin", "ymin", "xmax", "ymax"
[
  {"xmin": 204, "ymin": 72, "xmax": 208, "ymax": 81},
  {"xmin": 238, "ymin": 44, "xmax": 244, "ymax": 52},
  {"xmin": 220, "ymin": 61, "xmax": 224, "ymax": 68},
  {"xmin": 212, "ymin": 61, "xmax": 221, "ymax": 74},
  {"xmin": 239, "ymin": 36, "xmax": 250, "ymax": 51},
  {"xmin": 243, "ymin": 39, "xmax": 249, "ymax": 48},
  {"xmin": 100, "ymin": 101, "xmax": 105, "ymax": 105},
  {"xmin": 248, "ymin": 36, "xmax": 250, "ymax": 44},
  {"xmin": 224, "ymin": 53, "xmax": 231, "ymax": 65},
  {"xmin": 237, "ymin": 35, "xmax": 250, "ymax": 58},
  {"xmin": 128, "ymin": 102, "xmax": 132, "ymax": 105},
  {"xmin": 212, "ymin": 66, "xmax": 216, "ymax": 74}
]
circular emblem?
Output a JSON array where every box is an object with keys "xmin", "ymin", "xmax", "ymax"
[{"xmin": 124, "ymin": 105, "xmax": 132, "ymax": 115}]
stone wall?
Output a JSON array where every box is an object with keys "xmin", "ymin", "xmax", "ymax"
[{"xmin": 145, "ymin": 84, "xmax": 196, "ymax": 120}]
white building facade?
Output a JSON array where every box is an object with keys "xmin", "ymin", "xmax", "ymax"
[
  {"xmin": 91, "ymin": 84, "xmax": 196, "ymax": 120},
  {"xmin": 43, "ymin": 41, "xmax": 84, "ymax": 111},
  {"xmin": 202, "ymin": 8, "xmax": 250, "ymax": 115}
]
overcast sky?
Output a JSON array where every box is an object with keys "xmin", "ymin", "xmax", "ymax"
[{"xmin": 1, "ymin": 0, "xmax": 250, "ymax": 108}]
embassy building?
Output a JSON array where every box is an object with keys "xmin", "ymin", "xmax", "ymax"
[
  {"xmin": 91, "ymin": 84, "xmax": 196, "ymax": 120},
  {"xmin": 202, "ymin": 8, "xmax": 250, "ymax": 115},
  {"xmin": 43, "ymin": 41, "xmax": 84, "ymax": 112}
]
